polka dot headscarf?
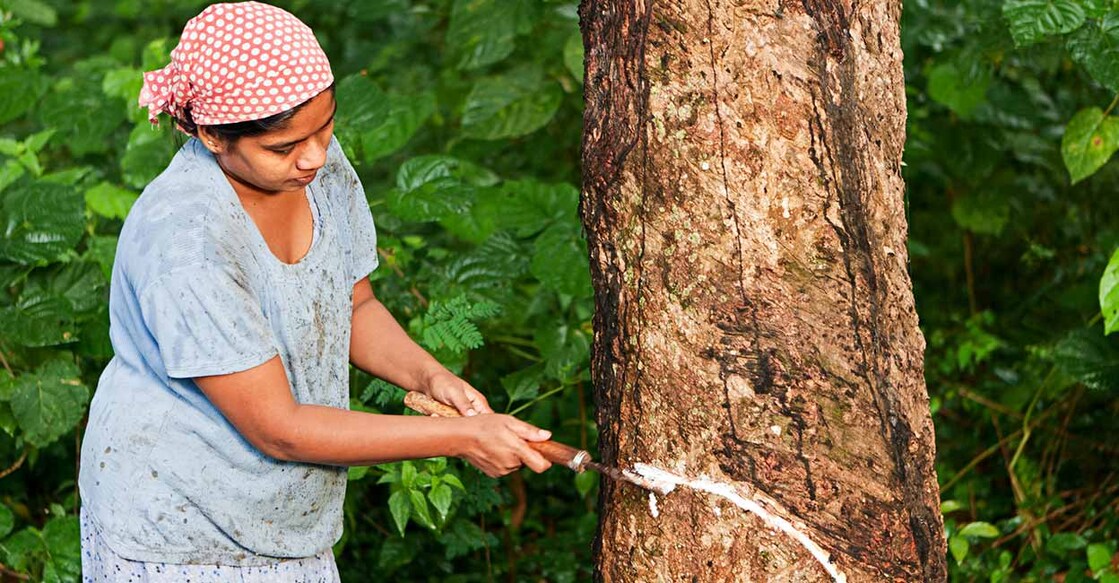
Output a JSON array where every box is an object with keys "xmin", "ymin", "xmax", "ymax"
[{"xmin": 139, "ymin": 1, "xmax": 334, "ymax": 129}]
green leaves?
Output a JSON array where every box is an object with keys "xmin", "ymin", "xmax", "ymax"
[
  {"xmin": 0, "ymin": 181, "xmax": 85, "ymax": 265},
  {"xmin": 120, "ymin": 123, "xmax": 176, "ymax": 190},
  {"xmin": 1052, "ymin": 327, "xmax": 1119, "ymax": 390},
  {"xmin": 381, "ymin": 459, "xmax": 465, "ymax": 536},
  {"xmin": 927, "ymin": 62, "xmax": 989, "ymax": 118},
  {"xmin": 1061, "ymin": 107, "xmax": 1119, "ymax": 184},
  {"xmin": 1003, "ymin": 0, "xmax": 1086, "ymax": 47},
  {"xmin": 445, "ymin": 0, "xmax": 518, "ymax": 70},
  {"xmin": 531, "ymin": 221, "xmax": 592, "ymax": 298},
  {"xmin": 461, "ymin": 66, "xmax": 563, "ymax": 141},
  {"xmin": 85, "ymin": 182, "xmax": 137, "ymax": 220},
  {"xmin": 386, "ymin": 155, "xmax": 498, "ymax": 223},
  {"xmin": 1068, "ymin": 15, "xmax": 1119, "ymax": 92},
  {"xmin": 415, "ymin": 295, "xmax": 500, "ymax": 353},
  {"xmin": 335, "ymin": 74, "xmax": 435, "ymax": 165},
  {"xmin": 1102, "ymin": 247, "xmax": 1119, "ymax": 335},
  {"xmin": 8, "ymin": 359, "xmax": 88, "ymax": 448},
  {"xmin": 949, "ymin": 521, "xmax": 1000, "ymax": 564},
  {"xmin": 950, "ymin": 191, "xmax": 1010, "ymax": 235},
  {"xmin": 0, "ymin": 68, "xmax": 42, "ymax": 126}
]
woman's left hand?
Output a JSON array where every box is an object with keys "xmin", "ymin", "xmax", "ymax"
[{"xmin": 424, "ymin": 370, "xmax": 494, "ymax": 417}]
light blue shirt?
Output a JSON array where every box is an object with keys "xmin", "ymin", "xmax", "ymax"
[{"xmin": 79, "ymin": 136, "xmax": 378, "ymax": 565}]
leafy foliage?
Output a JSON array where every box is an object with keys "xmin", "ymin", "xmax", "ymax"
[{"xmin": 1, "ymin": 0, "xmax": 1117, "ymax": 579}]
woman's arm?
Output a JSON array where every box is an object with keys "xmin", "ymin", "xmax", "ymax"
[
  {"xmin": 348, "ymin": 277, "xmax": 492, "ymax": 417},
  {"xmin": 194, "ymin": 356, "xmax": 552, "ymax": 476}
]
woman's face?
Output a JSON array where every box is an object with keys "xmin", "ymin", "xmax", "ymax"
[{"xmin": 201, "ymin": 89, "xmax": 337, "ymax": 196}]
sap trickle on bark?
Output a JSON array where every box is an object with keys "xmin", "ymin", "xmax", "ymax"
[{"xmin": 579, "ymin": 0, "xmax": 946, "ymax": 581}]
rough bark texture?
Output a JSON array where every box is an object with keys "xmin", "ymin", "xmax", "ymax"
[{"xmin": 578, "ymin": 0, "xmax": 947, "ymax": 581}]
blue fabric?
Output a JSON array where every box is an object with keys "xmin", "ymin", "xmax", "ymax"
[{"xmin": 79, "ymin": 136, "xmax": 379, "ymax": 565}]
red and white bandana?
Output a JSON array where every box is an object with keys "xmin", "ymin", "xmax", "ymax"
[{"xmin": 139, "ymin": 1, "xmax": 334, "ymax": 128}]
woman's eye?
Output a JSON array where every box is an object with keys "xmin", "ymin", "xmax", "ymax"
[{"xmin": 272, "ymin": 147, "xmax": 294, "ymax": 156}]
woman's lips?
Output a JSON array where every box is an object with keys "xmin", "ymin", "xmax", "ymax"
[{"xmin": 293, "ymin": 173, "xmax": 316, "ymax": 184}]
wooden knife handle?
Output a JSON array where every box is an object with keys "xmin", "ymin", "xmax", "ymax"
[{"xmin": 403, "ymin": 391, "xmax": 589, "ymax": 471}]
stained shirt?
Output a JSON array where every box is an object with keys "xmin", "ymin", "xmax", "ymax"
[{"xmin": 78, "ymin": 136, "xmax": 378, "ymax": 565}]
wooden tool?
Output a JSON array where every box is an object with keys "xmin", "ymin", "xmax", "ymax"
[{"xmin": 403, "ymin": 391, "xmax": 631, "ymax": 483}]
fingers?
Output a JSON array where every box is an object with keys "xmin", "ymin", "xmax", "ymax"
[
  {"xmin": 508, "ymin": 418, "xmax": 551, "ymax": 442},
  {"xmin": 446, "ymin": 389, "xmax": 478, "ymax": 417},
  {"xmin": 518, "ymin": 445, "xmax": 552, "ymax": 474},
  {"xmin": 466, "ymin": 388, "xmax": 493, "ymax": 414}
]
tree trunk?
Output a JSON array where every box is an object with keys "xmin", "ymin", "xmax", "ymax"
[{"xmin": 578, "ymin": 1, "xmax": 946, "ymax": 581}]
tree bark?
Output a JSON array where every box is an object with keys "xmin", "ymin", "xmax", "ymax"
[{"xmin": 578, "ymin": 0, "xmax": 947, "ymax": 581}]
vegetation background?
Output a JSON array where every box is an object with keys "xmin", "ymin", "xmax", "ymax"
[{"xmin": 0, "ymin": 0, "xmax": 1117, "ymax": 581}]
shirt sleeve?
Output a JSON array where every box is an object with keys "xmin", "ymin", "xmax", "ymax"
[
  {"xmin": 333, "ymin": 141, "xmax": 379, "ymax": 283},
  {"xmin": 138, "ymin": 264, "xmax": 278, "ymax": 379}
]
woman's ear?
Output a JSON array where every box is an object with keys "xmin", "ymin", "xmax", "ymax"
[{"xmin": 197, "ymin": 128, "xmax": 226, "ymax": 155}]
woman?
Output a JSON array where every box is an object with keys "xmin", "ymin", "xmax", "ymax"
[{"xmin": 78, "ymin": 3, "xmax": 551, "ymax": 580}]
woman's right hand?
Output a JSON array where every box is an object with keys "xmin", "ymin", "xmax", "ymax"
[{"xmin": 455, "ymin": 414, "xmax": 553, "ymax": 477}]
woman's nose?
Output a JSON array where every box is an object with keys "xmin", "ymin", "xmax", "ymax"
[{"xmin": 296, "ymin": 140, "xmax": 327, "ymax": 171}]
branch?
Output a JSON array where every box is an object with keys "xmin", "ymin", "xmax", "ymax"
[{"xmin": 0, "ymin": 449, "xmax": 28, "ymax": 480}]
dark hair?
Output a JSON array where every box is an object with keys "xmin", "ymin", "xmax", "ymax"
[{"xmin": 174, "ymin": 83, "xmax": 336, "ymax": 143}]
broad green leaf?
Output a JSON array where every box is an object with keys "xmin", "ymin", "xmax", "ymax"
[
  {"xmin": 958, "ymin": 521, "xmax": 999, "ymax": 538},
  {"xmin": 7, "ymin": 0, "xmax": 58, "ymax": 26},
  {"xmin": 0, "ymin": 527, "xmax": 43, "ymax": 572},
  {"xmin": 396, "ymin": 155, "xmax": 499, "ymax": 193},
  {"xmin": 428, "ymin": 483, "xmax": 453, "ymax": 521},
  {"xmin": 563, "ymin": 32, "xmax": 585, "ymax": 83},
  {"xmin": 102, "ymin": 67, "xmax": 145, "ymax": 122},
  {"xmin": 0, "ymin": 181, "xmax": 85, "ymax": 265},
  {"xmin": 1103, "ymin": 247, "xmax": 1119, "ymax": 334},
  {"xmin": 436, "ymin": 518, "xmax": 496, "ymax": 561},
  {"xmin": 1047, "ymin": 532, "xmax": 1088, "ymax": 554},
  {"xmin": 535, "ymin": 322, "xmax": 590, "ymax": 381},
  {"xmin": 0, "ymin": 505, "xmax": 13, "ymax": 538},
  {"xmin": 401, "ymin": 460, "xmax": 417, "ymax": 488},
  {"xmin": 347, "ymin": 466, "xmax": 370, "ymax": 481},
  {"xmin": 950, "ymin": 191, "xmax": 1010, "ymax": 235},
  {"xmin": 501, "ymin": 364, "xmax": 544, "ymax": 404},
  {"xmin": 1002, "ymin": 0, "xmax": 1086, "ymax": 47},
  {"xmin": 530, "ymin": 220, "xmax": 592, "ymax": 297},
  {"xmin": 388, "ymin": 489, "xmax": 411, "ymax": 536},
  {"xmin": 1067, "ymin": 15, "xmax": 1119, "ymax": 92},
  {"xmin": 461, "ymin": 65, "xmax": 563, "ymax": 141},
  {"xmin": 41, "ymin": 516, "xmax": 80, "ymax": 583},
  {"xmin": 0, "ymin": 161, "xmax": 26, "ymax": 194},
  {"xmin": 10, "ymin": 359, "xmax": 89, "ymax": 448},
  {"xmin": 1088, "ymin": 542, "xmax": 1114, "ymax": 572},
  {"xmin": 445, "ymin": 0, "xmax": 517, "ymax": 70},
  {"xmin": 349, "ymin": 90, "xmax": 435, "ymax": 164},
  {"xmin": 24, "ymin": 261, "xmax": 107, "ymax": 315},
  {"xmin": 0, "ymin": 294, "xmax": 76, "ymax": 347},
  {"xmin": 87, "ymin": 235, "xmax": 119, "ymax": 280},
  {"xmin": 940, "ymin": 500, "xmax": 964, "ymax": 514},
  {"xmin": 36, "ymin": 76, "xmax": 127, "ymax": 157},
  {"xmin": 377, "ymin": 535, "xmax": 420, "ymax": 571},
  {"xmin": 927, "ymin": 62, "xmax": 989, "ymax": 118},
  {"xmin": 949, "ymin": 534, "xmax": 970, "ymax": 563},
  {"xmin": 574, "ymin": 470, "xmax": 597, "ymax": 498},
  {"xmin": 85, "ymin": 182, "xmax": 137, "ymax": 220},
  {"xmin": 335, "ymin": 74, "xmax": 391, "ymax": 134},
  {"xmin": 409, "ymin": 490, "xmax": 435, "ymax": 529},
  {"xmin": 442, "ymin": 473, "xmax": 465, "ymax": 491},
  {"xmin": 387, "ymin": 156, "xmax": 497, "ymax": 223},
  {"xmin": 0, "ymin": 68, "xmax": 41, "ymax": 125},
  {"xmin": 483, "ymin": 180, "xmax": 579, "ymax": 237},
  {"xmin": 121, "ymin": 123, "xmax": 177, "ymax": 190},
  {"xmin": 1053, "ymin": 327, "xmax": 1119, "ymax": 390},
  {"xmin": 1061, "ymin": 107, "xmax": 1119, "ymax": 184}
]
